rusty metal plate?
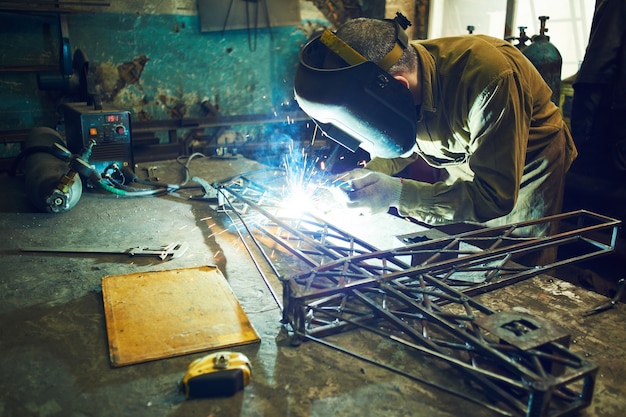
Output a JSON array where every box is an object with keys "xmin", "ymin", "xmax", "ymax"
[{"xmin": 475, "ymin": 311, "xmax": 570, "ymax": 350}]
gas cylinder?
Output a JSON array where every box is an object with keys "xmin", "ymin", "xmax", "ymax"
[
  {"xmin": 22, "ymin": 127, "xmax": 83, "ymax": 213},
  {"xmin": 512, "ymin": 26, "xmax": 531, "ymax": 52},
  {"xmin": 523, "ymin": 16, "xmax": 563, "ymax": 106}
]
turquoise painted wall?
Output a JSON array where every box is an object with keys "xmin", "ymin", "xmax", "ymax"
[
  {"xmin": 67, "ymin": 13, "xmax": 309, "ymax": 118},
  {"xmin": 0, "ymin": 9, "xmax": 326, "ymax": 156}
]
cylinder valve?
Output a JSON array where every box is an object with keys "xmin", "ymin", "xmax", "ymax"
[{"xmin": 523, "ymin": 16, "xmax": 563, "ymax": 106}]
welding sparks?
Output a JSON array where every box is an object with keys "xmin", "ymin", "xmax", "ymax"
[
  {"xmin": 279, "ymin": 141, "xmax": 328, "ymax": 216},
  {"xmin": 211, "ymin": 136, "xmax": 356, "ymax": 251}
]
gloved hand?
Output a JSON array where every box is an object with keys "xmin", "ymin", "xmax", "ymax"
[{"xmin": 332, "ymin": 168, "xmax": 403, "ymax": 215}]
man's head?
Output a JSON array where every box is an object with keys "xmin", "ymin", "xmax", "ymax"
[
  {"xmin": 293, "ymin": 14, "xmax": 419, "ymax": 159},
  {"xmin": 334, "ymin": 17, "xmax": 417, "ymax": 76}
]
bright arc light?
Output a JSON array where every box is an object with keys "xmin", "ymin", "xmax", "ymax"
[
  {"xmin": 277, "ymin": 140, "xmax": 325, "ymax": 217},
  {"xmin": 278, "ymin": 182, "xmax": 319, "ymax": 217}
]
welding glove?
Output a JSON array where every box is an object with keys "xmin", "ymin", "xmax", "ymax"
[{"xmin": 333, "ymin": 168, "xmax": 403, "ymax": 215}]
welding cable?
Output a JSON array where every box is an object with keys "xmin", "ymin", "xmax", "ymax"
[
  {"xmin": 102, "ymin": 178, "xmax": 171, "ymax": 196},
  {"xmin": 94, "ymin": 179, "xmax": 171, "ymax": 197},
  {"xmin": 129, "ymin": 176, "xmax": 201, "ymax": 192},
  {"xmin": 73, "ymin": 161, "xmax": 171, "ymax": 197},
  {"xmin": 218, "ymin": 187, "xmax": 284, "ymax": 312},
  {"xmin": 110, "ymin": 164, "xmax": 202, "ymax": 195},
  {"xmin": 77, "ymin": 165, "xmax": 150, "ymax": 197},
  {"xmin": 175, "ymin": 152, "xmax": 210, "ymax": 186},
  {"xmin": 212, "ymin": 167, "xmax": 287, "ymax": 188},
  {"xmin": 11, "ymin": 143, "xmax": 187, "ymax": 198},
  {"xmin": 102, "ymin": 163, "xmax": 127, "ymax": 185},
  {"xmin": 124, "ymin": 152, "xmax": 209, "ymax": 194},
  {"xmin": 10, "ymin": 144, "xmax": 155, "ymax": 197},
  {"xmin": 95, "ymin": 153, "xmax": 217, "ymax": 200}
]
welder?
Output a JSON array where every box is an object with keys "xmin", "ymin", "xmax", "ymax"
[{"xmin": 294, "ymin": 13, "xmax": 577, "ymax": 242}]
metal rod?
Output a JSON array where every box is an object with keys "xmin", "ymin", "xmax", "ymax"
[
  {"xmin": 216, "ymin": 169, "xmax": 618, "ymax": 417},
  {"xmin": 302, "ymin": 333, "xmax": 516, "ymax": 417}
]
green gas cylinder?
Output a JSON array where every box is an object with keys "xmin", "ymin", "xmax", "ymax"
[
  {"xmin": 512, "ymin": 26, "xmax": 531, "ymax": 52},
  {"xmin": 523, "ymin": 16, "xmax": 563, "ymax": 106}
]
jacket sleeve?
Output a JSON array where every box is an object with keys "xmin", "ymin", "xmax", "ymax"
[
  {"xmin": 396, "ymin": 71, "xmax": 530, "ymax": 225},
  {"xmin": 365, "ymin": 153, "xmax": 420, "ymax": 175}
]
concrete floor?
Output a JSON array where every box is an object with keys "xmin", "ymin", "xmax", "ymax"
[{"xmin": 1, "ymin": 156, "xmax": 625, "ymax": 417}]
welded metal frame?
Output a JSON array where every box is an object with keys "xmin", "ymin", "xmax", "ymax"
[{"xmin": 214, "ymin": 168, "xmax": 621, "ymax": 417}]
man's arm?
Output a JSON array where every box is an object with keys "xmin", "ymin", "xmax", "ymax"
[
  {"xmin": 365, "ymin": 152, "xmax": 420, "ymax": 175},
  {"xmin": 395, "ymin": 71, "xmax": 529, "ymax": 225}
]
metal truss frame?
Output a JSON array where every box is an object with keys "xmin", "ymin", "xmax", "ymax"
[{"xmin": 214, "ymin": 168, "xmax": 621, "ymax": 417}]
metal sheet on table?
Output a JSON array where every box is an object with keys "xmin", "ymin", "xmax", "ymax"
[{"xmin": 102, "ymin": 265, "xmax": 260, "ymax": 367}]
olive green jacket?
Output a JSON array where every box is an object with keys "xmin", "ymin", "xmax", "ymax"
[{"xmin": 367, "ymin": 35, "xmax": 577, "ymax": 227}]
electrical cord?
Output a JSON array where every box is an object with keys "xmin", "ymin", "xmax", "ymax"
[
  {"xmin": 100, "ymin": 164, "xmax": 176, "ymax": 195},
  {"xmin": 96, "ymin": 160, "xmax": 214, "ymax": 199},
  {"xmin": 12, "ymin": 140, "xmax": 219, "ymax": 200},
  {"xmin": 175, "ymin": 152, "xmax": 210, "ymax": 186},
  {"xmin": 220, "ymin": 0, "xmax": 273, "ymax": 52}
]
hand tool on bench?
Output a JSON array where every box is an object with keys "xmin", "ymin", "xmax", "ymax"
[
  {"xmin": 583, "ymin": 278, "xmax": 625, "ymax": 317},
  {"xmin": 20, "ymin": 241, "xmax": 189, "ymax": 261}
]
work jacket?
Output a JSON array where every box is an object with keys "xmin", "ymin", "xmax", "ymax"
[{"xmin": 367, "ymin": 35, "xmax": 577, "ymax": 233}]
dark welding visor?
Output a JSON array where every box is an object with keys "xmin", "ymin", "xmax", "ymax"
[{"xmin": 294, "ymin": 30, "xmax": 417, "ymax": 158}]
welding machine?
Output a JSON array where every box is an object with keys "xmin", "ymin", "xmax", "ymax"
[{"xmin": 62, "ymin": 102, "xmax": 134, "ymax": 178}]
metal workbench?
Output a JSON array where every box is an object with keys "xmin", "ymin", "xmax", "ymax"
[{"xmin": 0, "ymin": 156, "xmax": 624, "ymax": 417}]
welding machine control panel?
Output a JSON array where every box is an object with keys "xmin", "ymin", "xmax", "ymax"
[
  {"xmin": 62, "ymin": 102, "xmax": 134, "ymax": 174},
  {"xmin": 82, "ymin": 111, "xmax": 130, "ymax": 143}
]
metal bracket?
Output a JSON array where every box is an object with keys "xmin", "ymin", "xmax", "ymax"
[{"xmin": 215, "ymin": 168, "xmax": 620, "ymax": 417}]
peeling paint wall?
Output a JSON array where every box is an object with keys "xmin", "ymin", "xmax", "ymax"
[
  {"xmin": 67, "ymin": 12, "xmax": 310, "ymax": 121},
  {"xmin": 0, "ymin": 1, "xmax": 328, "ymax": 137}
]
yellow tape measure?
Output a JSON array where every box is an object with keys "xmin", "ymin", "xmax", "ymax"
[{"xmin": 180, "ymin": 351, "xmax": 252, "ymax": 399}]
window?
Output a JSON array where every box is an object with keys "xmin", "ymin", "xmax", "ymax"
[{"xmin": 428, "ymin": 0, "xmax": 596, "ymax": 77}]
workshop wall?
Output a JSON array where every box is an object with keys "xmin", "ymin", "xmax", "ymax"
[
  {"xmin": 0, "ymin": 1, "xmax": 328, "ymax": 159},
  {"xmin": 68, "ymin": 13, "xmax": 308, "ymax": 118}
]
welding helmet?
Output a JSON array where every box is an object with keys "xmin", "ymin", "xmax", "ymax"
[{"xmin": 294, "ymin": 13, "xmax": 417, "ymax": 159}]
